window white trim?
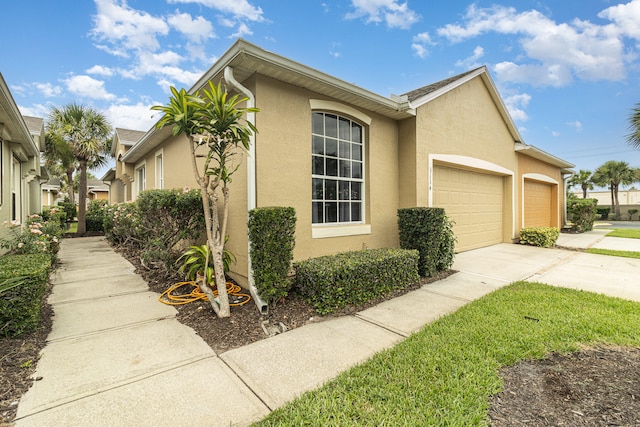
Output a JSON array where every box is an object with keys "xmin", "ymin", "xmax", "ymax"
[
  {"xmin": 155, "ymin": 149, "xmax": 164, "ymax": 189},
  {"xmin": 310, "ymin": 99, "xmax": 372, "ymax": 125},
  {"xmin": 312, "ymin": 224, "xmax": 371, "ymax": 239},
  {"xmin": 134, "ymin": 161, "xmax": 146, "ymax": 200}
]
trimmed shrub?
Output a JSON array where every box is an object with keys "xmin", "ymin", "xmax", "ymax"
[
  {"xmin": 248, "ymin": 207, "xmax": 296, "ymax": 306},
  {"xmin": 519, "ymin": 227, "xmax": 560, "ymax": 248},
  {"xmin": 58, "ymin": 198, "xmax": 77, "ymax": 222},
  {"xmin": 103, "ymin": 189, "xmax": 205, "ymax": 271},
  {"xmin": 398, "ymin": 207, "xmax": 456, "ymax": 277},
  {"xmin": 294, "ymin": 248, "xmax": 419, "ymax": 315},
  {"xmin": 0, "ymin": 254, "xmax": 51, "ymax": 337},
  {"xmin": 86, "ymin": 200, "xmax": 109, "ymax": 232},
  {"xmin": 568, "ymin": 198, "xmax": 598, "ymax": 232},
  {"xmin": 595, "ymin": 207, "xmax": 610, "ymax": 220}
]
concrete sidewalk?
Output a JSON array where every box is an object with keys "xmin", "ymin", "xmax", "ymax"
[{"xmin": 14, "ymin": 232, "xmax": 640, "ymax": 426}]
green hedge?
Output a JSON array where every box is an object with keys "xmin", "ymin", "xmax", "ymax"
[
  {"xmin": 519, "ymin": 227, "xmax": 560, "ymax": 248},
  {"xmin": 294, "ymin": 248, "xmax": 419, "ymax": 315},
  {"xmin": 568, "ymin": 198, "xmax": 598, "ymax": 232},
  {"xmin": 86, "ymin": 200, "xmax": 109, "ymax": 232},
  {"xmin": 398, "ymin": 207, "xmax": 456, "ymax": 277},
  {"xmin": 596, "ymin": 207, "xmax": 610, "ymax": 220},
  {"xmin": 0, "ymin": 254, "xmax": 51, "ymax": 337},
  {"xmin": 248, "ymin": 207, "xmax": 296, "ymax": 306}
]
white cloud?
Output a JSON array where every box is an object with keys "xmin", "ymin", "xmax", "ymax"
[
  {"xmin": 455, "ymin": 46, "xmax": 484, "ymax": 69},
  {"xmin": 566, "ymin": 120, "xmax": 583, "ymax": 132},
  {"xmin": 87, "ymin": 65, "xmax": 115, "ymax": 76},
  {"xmin": 551, "ymin": 131, "xmax": 560, "ymax": 137},
  {"xmin": 599, "ymin": 0, "xmax": 640, "ymax": 40},
  {"xmin": 502, "ymin": 92, "xmax": 531, "ymax": 121},
  {"xmin": 104, "ymin": 102, "xmax": 159, "ymax": 130},
  {"xmin": 437, "ymin": 3, "xmax": 632, "ymax": 86},
  {"xmin": 35, "ymin": 82, "xmax": 63, "ymax": 98},
  {"xmin": 347, "ymin": 0, "xmax": 420, "ymax": 30},
  {"xmin": 167, "ymin": 0, "xmax": 264, "ymax": 22},
  {"xmin": 65, "ymin": 75, "xmax": 116, "ymax": 101},
  {"xmin": 230, "ymin": 22, "xmax": 253, "ymax": 38},
  {"xmin": 168, "ymin": 12, "xmax": 214, "ymax": 43},
  {"xmin": 19, "ymin": 103, "xmax": 50, "ymax": 118},
  {"xmin": 412, "ymin": 32, "xmax": 433, "ymax": 58},
  {"xmin": 91, "ymin": 0, "xmax": 169, "ymax": 53}
]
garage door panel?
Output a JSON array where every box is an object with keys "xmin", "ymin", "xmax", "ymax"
[
  {"xmin": 433, "ymin": 166, "xmax": 504, "ymax": 252},
  {"xmin": 524, "ymin": 180, "xmax": 551, "ymax": 227}
]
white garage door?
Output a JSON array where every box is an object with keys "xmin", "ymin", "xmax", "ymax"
[{"xmin": 433, "ymin": 166, "xmax": 504, "ymax": 252}]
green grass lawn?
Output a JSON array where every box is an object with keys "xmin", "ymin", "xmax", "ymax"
[
  {"xmin": 253, "ymin": 282, "xmax": 640, "ymax": 426},
  {"xmin": 587, "ymin": 248, "xmax": 640, "ymax": 259},
  {"xmin": 606, "ymin": 228, "xmax": 640, "ymax": 239},
  {"xmin": 65, "ymin": 222, "xmax": 78, "ymax": 234}
]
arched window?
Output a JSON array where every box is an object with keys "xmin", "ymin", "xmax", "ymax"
[{"xmin": 311, "ymin": 112, "xmax": 364, "ymax": 224}]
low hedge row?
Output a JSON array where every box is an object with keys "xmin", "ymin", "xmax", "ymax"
[
  {"xmin": 0, "ymin": 254, "xmax": 51, "ymax": 337},
  {"xmin": 519, "ymin": 227, "xmax": 560, "ymax": 248},
  {"xmin": 294, "ymin": 248, "xmax": 419, "ymax": 315}
]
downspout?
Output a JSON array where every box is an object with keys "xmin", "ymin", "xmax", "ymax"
[
  {"xmin": 224, "ymin": 66, "xmax": 269, "ymax": 315},
  {"xmin": 562, "ymin": 172, "xmax": 573, "ymax": 228}
]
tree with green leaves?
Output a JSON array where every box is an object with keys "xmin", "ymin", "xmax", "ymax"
[
  {"xmin": 152, "ymin": 82, "xmax": 258, "ymax": 318},
  {"xmin": 627, "ymin": 102, "xmax": 640, "ymax": 149},
  {"xmin": 568, "ymin": 169, "xmax": 594, "ymax": 199},
  {"xmin": 592, "ymin": 160, "xmax": 638, "ymax": 219},
  {"xmin": 46, "ymin": 104, "xmax": 112, "ymax": 235},
  {"xmin": 44, "ymin": 130, "xmax": 77, "ymax": 204}
]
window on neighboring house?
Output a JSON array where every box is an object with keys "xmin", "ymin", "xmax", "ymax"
[
  {"xmin": 135, "ymin": 164, "xmax": 146, "ymax": 198},
  {"xmin": 155, "ymin": 152, "xmax": 164, "ymax": 189},
  {"xmin": 311, "ymin": 112, "xmax": 364, "ymax": 224},
  {"xmin": 11, "ymin": 156, "xmax": 21, "ymax": 222}
]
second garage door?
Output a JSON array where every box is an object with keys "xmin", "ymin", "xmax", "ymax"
[
  {"xmin": 524, "ymin": 180, "xmax": 552, "ymax": 227},
  {"xmin": 433, "ymin": 166, "xmax": 504, "ymax": 251}
]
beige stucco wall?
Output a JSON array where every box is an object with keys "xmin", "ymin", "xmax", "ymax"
[
  {"xmin": 217, "ymin": 74, "xmax": 402, "ymax": 285},
  {"xmin": 414, "ymin": 76, "xmax": 518, "ymax": 244},
  {"xmin": 517, "ymin": 153, "xmax": 564, "ymax": 229}
]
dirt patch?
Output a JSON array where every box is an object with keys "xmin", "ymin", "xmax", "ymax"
[{"xmin": 489, "ymin": 346, "xmax": 640, "ymax": 426}]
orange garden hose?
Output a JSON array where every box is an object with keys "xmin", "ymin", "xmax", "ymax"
[{"xmin": 159, "ymin": 281, "xmax": 251, "ymax": 306}]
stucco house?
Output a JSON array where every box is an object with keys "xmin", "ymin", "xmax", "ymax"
[
  {"xmin": 111, "ymin": 39, "xmax": 573, "ymax": 288},
  {"xmin": 1, "ymin": 74, "xmax": 47, "ymax": 237},
  {"xmin": 102, "ymin": 128, "xmax": 147, "ymax": 204}
]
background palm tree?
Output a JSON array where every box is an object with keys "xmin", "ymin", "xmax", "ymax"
[
  {"xmin": 46, "ymin": 104, "xmax": 112, "ymax": 235},
  {"xmin": 568, "ymin": 169, "xmax": 594, "ymax": 199},
  {"xmin": 592, "ymin": 160, "xmax": 638, "ymax": 219},
  {"xmin": 627, "ymin": 102, "xmax": 640, "ymax": 149},
  {"xmin": 44, "ymin": 131, "xmax": 77, "ymax": 204}
]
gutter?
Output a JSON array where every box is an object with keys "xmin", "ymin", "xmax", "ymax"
[{"xmin": 223, "ymin": 66, "xmax": 269, "ymax": 315}]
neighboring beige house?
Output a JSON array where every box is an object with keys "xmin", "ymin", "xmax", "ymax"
[
  {"xmin": 1, "ymin": 73, "xmax": 47, "ymax": 238},
  {"xmin": 41, "ymin": 177, "xmax": 62, "ymax": 208},
  {"xmin": 102, "ymin": 128, "xmax": 146, "ymax": 204},
  {"xmin": 113, "ymin": 39, "xmax": 574, "ymax": 288}
]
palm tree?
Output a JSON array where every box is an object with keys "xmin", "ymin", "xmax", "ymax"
[
  {"xmin": 568, "ymin": 169, "xmax": 593, "ymax": 199},
  {"xmin": 592, "ymin": 160, "xmax": 638, "ymax": 219},
  {"xmin": 47, "ymin": 104, "xmax": 112, "ymax": 235},
  {"xmin": 627, "ymin": 102, "xmax": 640, "ymax": 149},
  {"xmin": 44, "ymin": 130, "xmax": 77, "ymax": 204}
]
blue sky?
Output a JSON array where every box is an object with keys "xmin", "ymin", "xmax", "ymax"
[{"xmin": 2, "ymin": 0, "xmax": 640, "ymax": 182}]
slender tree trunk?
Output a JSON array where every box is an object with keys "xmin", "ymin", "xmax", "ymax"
[
  {"xmin": 610, "ymin": 185, "xmax": 615, "ymax": 219},
  {"xmin": 582, "ymin": 184, "xmax": 587, "ymax": 199},
  {"xmin": 613, "ymin": 184, "xmax": 621, "ymax": 219},
  {"xmin": 77, "ymin": 160, "xmax": 87, "ymax": 235},
  {"xmin": 66, "ymin": 168, "xmax": 75, "ymax": 204}
]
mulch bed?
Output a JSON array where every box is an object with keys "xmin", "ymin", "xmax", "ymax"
[{"xmin": 3, "ymin": 238, "xmax": 640, "ymax": 426}]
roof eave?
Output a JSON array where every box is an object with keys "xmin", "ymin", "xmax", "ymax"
[
  {"xmin": 515, "ymin": 142, "xmax": 575, "ymax": 169},
  {"xmin": 0, "ymin": 74, "xmax": 39, "ymax": 156}
]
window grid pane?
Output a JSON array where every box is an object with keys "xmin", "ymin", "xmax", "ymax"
[{"xmin": 311, "ymin": 112, "xmax": 364, "ymax": 225}]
